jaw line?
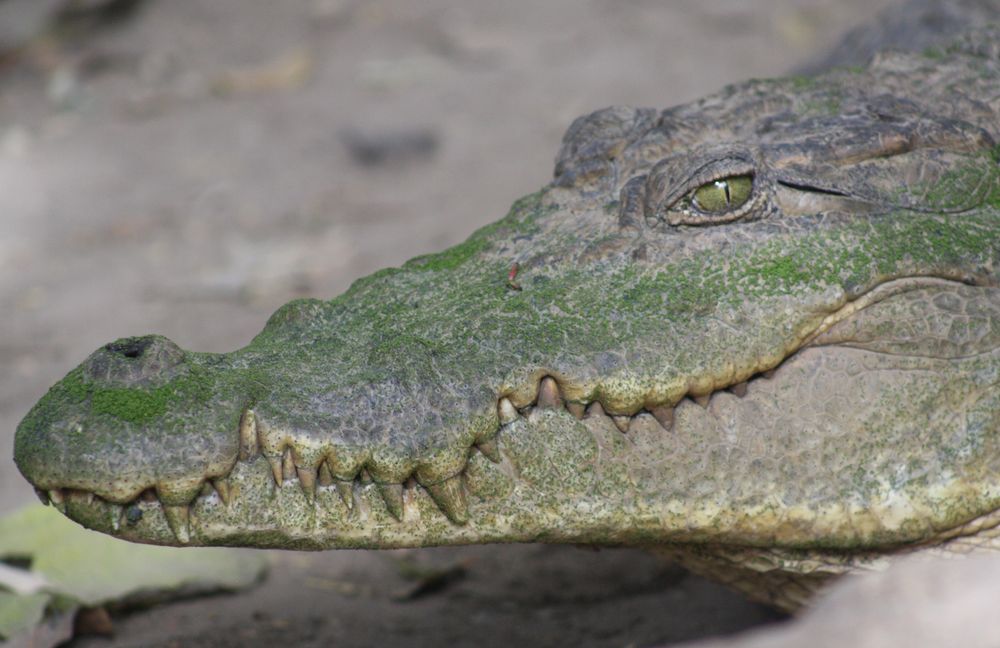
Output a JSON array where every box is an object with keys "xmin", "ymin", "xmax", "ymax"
[{"xmin": 37, "ymin": 274, "xmax": 985, "ymax": 546}]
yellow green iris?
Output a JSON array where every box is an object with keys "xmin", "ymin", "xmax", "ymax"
[{"xmin": 691, "ymin": 175, "xmax": 753, "ymax": 214}]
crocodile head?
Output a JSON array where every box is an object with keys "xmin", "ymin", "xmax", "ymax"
[{"xmin": 13, "ymin": 33, "xmax": 1000, "ymax": 603}]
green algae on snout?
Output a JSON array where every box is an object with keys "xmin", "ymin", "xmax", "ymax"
[{"xmin": 28, "ymin": 366, "xmax": 214, "ymax": 426}]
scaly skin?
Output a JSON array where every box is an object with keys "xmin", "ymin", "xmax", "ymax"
[{"xmin": 13, "ymin": 26, "xmax": 1000, "ymax": 610}]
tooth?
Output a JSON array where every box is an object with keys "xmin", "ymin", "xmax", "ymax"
[
  {"xmin": 267, "ymin": 456, "xmax": 283, "ymax": 485},
  {"xmin": 200, "ymin": 482, "xmax": 215, "ymax": 498},
  {"xmin": 359, "ymin": 468, "xmax": 374, "ymax": 485},
  {"xmin": 163, "ymin": 505, "xmax": 191, "ymax": 544},
  {"xmin": 336, "ymin": 482, "xmax": 354, "ymax": 511},
  {"xmin": 297, "ymin": 467, "xmax": 317, "ymax": 504},
  {"xmin": 536, "ymin": 377, "xmax": 563, "ymax": 408},
  {"xmin": 585, "ymin": 401, "xmax": 606, "ymax": 418},
  {"xmin": 649, "ymin": 405, "xmax": 674, "ymax": 431},
  {"xmin": 566, "ymin": 402, "xmax": 586, "ymax": 419},
  {"xmin": 424, "ymin": 475, "xmax": 469, "ymax": 525},
  {"xmin": 49, "ymin": 489, "xmax": 64, "ymax": 504},
  {"xmin": 34, "ymin": 488, "xmax": 50, "ymax": 506},
  {"xmin": 110, "ymin": 504, "xmax": 123, "ymax": 532},
  {"xmin": 498, "ymin": 397, "xmax": 519, "ymax": 425},
  {"xmin": 694, "ymin": 394, "xmax": 711, "ymax": 408},
  {"xmin": 378, "ymin": 483, "xmax": 404, "ymax": 520},
  {"xmin": 282, "ymin": 447, "xmax": 297, "ymax": 481},
  {"xmin": 475, "ymin": 437, "xmax": 501, "ymax": 464},
  {"xmin": 762, "ymin": 369, "xmax": 777, "ymax": 379},
  {"xmin": 318, "ymin": 461, "xmax": 335, "ymax": 487},
  {"xmin": 729, "ymin": 381, "xmax": 748, "ymax": 398},
  {"xmin": 403, "ymin": 478, "xmax": 419, "ymax": 519},
  {"xmin": 611, "ymin": 415, "xmax": 631, "ymax": 434},
  {"xmin": 239, "ymin": 409, "xmax": 259, "ymax": 461},
  {"xmin": 213, "ymin": 478, "xmax": 231, "ymax": 505}
]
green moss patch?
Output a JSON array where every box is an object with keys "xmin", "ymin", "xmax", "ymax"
[{"xmin": 54, "ymin": 366, "xmax": 214, "ymax": 425}]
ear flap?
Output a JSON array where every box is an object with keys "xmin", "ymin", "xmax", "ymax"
[
  {"xmin": 759, "ymin": 94, "xmax": 996, "ymax": 214},
  {"xmin": 772, "ymin": 147, "xmax": 997, "ymax": 214}
]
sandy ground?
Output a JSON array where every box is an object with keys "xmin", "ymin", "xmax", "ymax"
[{"xmin": 0, "ymin": 1, "xmax": 898, "ymax": 646}]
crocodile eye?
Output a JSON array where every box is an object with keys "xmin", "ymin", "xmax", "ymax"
[{"xmin": 690, "ymin": 175, "xmax": 753, "ymax": 214}]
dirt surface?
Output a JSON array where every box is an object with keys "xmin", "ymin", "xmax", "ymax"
[{"xmin": 0, "ymin": 1, "xmax": 897, "ymax": 646}]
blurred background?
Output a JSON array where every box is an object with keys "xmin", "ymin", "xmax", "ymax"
[{"xmin": 0, "ymin": 1, "xmax": 898, "ymax": 646}]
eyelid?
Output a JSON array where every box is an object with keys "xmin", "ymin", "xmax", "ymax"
[
  {"xmin": 641, "ymin": 150, "xmax": 761, "ymax": 227},
  {"xmin": 646, "ymin": 155, "xmax": 756, "ymax": 210}
]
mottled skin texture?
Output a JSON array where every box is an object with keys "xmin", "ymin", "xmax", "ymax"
[{"xmin": 13, "ymin": 26, "xmax": 1000, "ymax": 610}]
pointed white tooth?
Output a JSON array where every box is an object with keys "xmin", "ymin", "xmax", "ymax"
[
  {"xmin": 110, "ymin": 504, "xmax": 123, "ymax": 532},
  {"xmin": 402, "ymin": 479, "xmax": 419, "ymax": 520},
  {"xmin": 585, "ymin": 401, "xmax": 606, "ymax": 419},
  {"xmin": 239, "ymin": 409, "xmax": 259, "ymax": 461},
  {"xmin": 213, "ymin": 478, "xmax": 232, "ymax": 505},
  {"xmin": 377, "ymin": 483, "xmax": 404, "ymax": 520},
  {"xmin": 49, "ymin": 489, "xmax": 64, "ymax": 505},
  {"xmin": 282, "ymin": 447, "xmax": 297, "ymax": 481},
  {"xmin": 424, "ymin": 475, "xmax": 469, "ymax": 525},
  {"xmin": 649, "ymin": 405, "xmax": 674, "ymax": 431},
  {"xmin": 297, "ymin": 467, "xmax": 317, "ymax": 504},
  {"xmin": 694, "ymin": 394, "xmax": 711, "ymax": 408},
  {"xmin": 729, "ymin": 381, "xmax": 748, "ymax": 398},
  {"xmin": 566, "ymin": 402, "xmax": 586, "ymax": 420},
  {"xmin": 536, "ymin": 377, "xmax": 563, "ymax": 408},
  {"xmin": 498, "ymin": 397, "xmax": 519, "ymax": 425},
  {"xmin": 336, "ymin": 482, "xmax": 354, "ymax": 511},
  {"xmin": 163, "ymin": 505, "xmax": 191, "ymax": 544},
  {"xmin": 317, "ymin": 461, "xmax": 335, "ymax": 487},
  {"xmin": 267, "ymin": 456, "xmax": 284, "ymax": 485},
  {"xmin": 475, "ymin": 437, "xmax": 501, "ymax": 464}
]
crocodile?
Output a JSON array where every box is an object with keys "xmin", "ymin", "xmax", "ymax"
[{"xmin": 13, "ymin": 23, "xmax": 1000, "ymax": 612}]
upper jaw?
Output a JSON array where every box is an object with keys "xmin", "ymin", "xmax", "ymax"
[{"xmin": 28, "ymin": 275, "xmax": 976, "ymax": 547}]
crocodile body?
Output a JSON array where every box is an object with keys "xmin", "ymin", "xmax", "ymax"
[{"xmin": 13, "ymin": 23, "xmax": 1000, "ymax": 610}]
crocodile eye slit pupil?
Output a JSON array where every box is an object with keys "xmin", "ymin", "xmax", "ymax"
[{"xmin": 690, "ymin": 174, "xmax": 753, "ymax": 215}]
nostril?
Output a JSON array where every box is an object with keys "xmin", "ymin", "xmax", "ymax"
[
  {"xmin": 86, "ymin": 335, "xmax": 186, "ymax": 386},
  {"xmin": 106, "ymin": 337, "xmax": 154, "ymax": 359}
]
